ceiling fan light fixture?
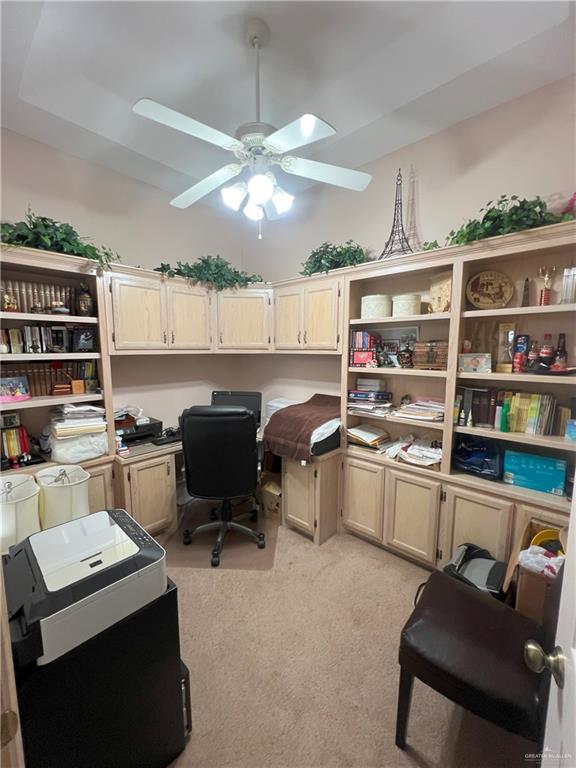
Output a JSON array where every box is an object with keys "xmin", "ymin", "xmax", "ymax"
[
  {"xmin": 243, "ymin": 199, "xmax": 264, "ymax": 221},
  {"xmin": 272, "ymin": 187, "xmax": 294, "ymax": 215},
  {"xmin": 247, "ymin": 172, "xmax": 274, "ymax": 205},
  {"xmin": 221, "ymin": 182, "xmax": 248, "ymax": 211}
]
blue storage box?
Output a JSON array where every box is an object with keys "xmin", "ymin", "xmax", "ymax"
[{"xmin": 503, "ymin": 450, "xmax": 566, "ymax": 496}]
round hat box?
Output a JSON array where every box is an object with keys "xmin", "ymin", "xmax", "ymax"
[
  {"xmin": 361, "ymin": 294, "xmax": 392, "ymax": 319},
  {"xmin": 392, "ymin": 293, "xmax": 421, "ymax": 317}
]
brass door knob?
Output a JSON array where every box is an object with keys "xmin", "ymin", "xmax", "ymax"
[
  {"xmin": 1, "ymin": 710, "xmax": 18, "ymax": 749},
  {"xmin": 524, "ymin": 640, "xmax": 565, "ymax": 689}
]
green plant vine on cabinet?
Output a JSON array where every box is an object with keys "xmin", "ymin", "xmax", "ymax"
[
  {"xmin": 154, "ymin": 255, "xmax": 263, "ymax": 291},
  {"xmin": 301, "ymin": 240, "xmax": 368, "ymax": 276}
]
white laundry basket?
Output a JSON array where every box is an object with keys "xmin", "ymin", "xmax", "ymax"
[
  {"xmin": 0, "ymin": 475, "xmax": 41, "ymax": 554},
  {"xmin": 35, "ymin": 465, "xmax": 90, "ymax": 530}
]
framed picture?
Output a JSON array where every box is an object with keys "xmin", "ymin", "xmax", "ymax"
[
  {"xmin": 458, "ymin": 353, "xmax": 492, "ymax": 373},
  {"xmin": 48, "ymin": 326, "xmax": 70, "ymax": 353},
  {"xmin": 350, "ymin": 349, "xmax": 377, "ymax": 367},
  {"xmin": 0, "ymin": 413, "xmax": 21, "ymax": 429},
  {"xmin": 72, "ymin": 328, "xmax": 96, "ymax": 352},
  {"xmin": 0, "ymin": 376, "xmax": 31, "ymax": 403},
  {"xmin": 376, "ymin": 326, "xmax": 419, "ymax": 351}
]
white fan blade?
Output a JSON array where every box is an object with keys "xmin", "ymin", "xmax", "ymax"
[
  {"xmin": 263, "ymin": 200, "xmax": 281, "ymax": 221},
  {"xmin": 170, "ymin": 164, "xmax": 243, "ymax": 208},
  {"xmin": 281, "ymin": 156, "xmax": 371, "ymax": 191},
  {"xmin": 133, "ymin": 98, "xmax": 242, "ymax": 152},
  {"xmin": 263, "ymin": 114, "xmax": 336, "ymax": 154}
]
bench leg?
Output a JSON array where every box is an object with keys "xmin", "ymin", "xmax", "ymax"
[{"xmin": 395, "ymin": 667, "xmax": 414, "ymax": 750}]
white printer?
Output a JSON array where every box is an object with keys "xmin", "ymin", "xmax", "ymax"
[{"xmin": 4, "ymin": 508, "xmax": 166, "ymax": 666}]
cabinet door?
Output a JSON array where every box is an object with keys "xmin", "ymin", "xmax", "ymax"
[
  {"xmin": 342, "ymin": 457, "xmax": 384, "ymax": 541},
  {"xmin": 87, "ymin": 464, "xmax": 114, "ymax": 513},
  {"xmin": 384, "ymin": 469, "xmax": 440, "ymax": 565},
  {"xmin": 282, "ymin": 459, "xmax": 315, "ymax": 535},
  {"xmin": 110, "ymin": 275, "xmax": 167, "ymax": 350},
  {"xmin": 274, "ymin": 286, "xmax": 303, "ymax": 349},
  {"xmin": 129, "ymin": 455, "xmax": 175, "ymax": 534},
  {"xmin": 303, "ymin": 280, "xmax": 340, "ymax": 350},
  {"xmin": 166, "ymin": 283, "xmax": 211, "ymax": 349},
  {"xmin": 443, "ymin": 485, "xmax": 513, "ymax": 562},
  {"xmin": 512, "ymin": 504, "xmax": 569, "ymax": 548},
  {"xmin": 217, "ymin": 290, "xmax": 271, "ymax": 349}
]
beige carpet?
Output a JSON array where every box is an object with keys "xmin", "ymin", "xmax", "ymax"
[{"xmin": 169, "ymin": 524, "xmax": 534, "ymax": 768}]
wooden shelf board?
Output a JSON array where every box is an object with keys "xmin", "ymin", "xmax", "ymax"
[
  {"xmin": 349, "ymin": 367, "xmax": 447, "ymax": 378},
  {"xmin": 454, "ymin": 425, "xmax": 576, "ymax": 453},
  {"xmin": 3, "ymin": 353, "xmax": 101, "ymax": 362},
  {"xmin": 457, "ymin": 372, "xmax": 576, "ymax": 385},
  {"xmin": 0, "ymin": 311, "xmax": 98, "ymax": 324},
  {"xmin": 462, "ymin": 303, "xmax": 576, "ymax": 319},
  {"xmin": 347, "ymin": 410, "xmax": 444, "ymax": 430},
  {"xmin": 1, "ymin": 393, "xmax": 104, "ymax": 411},
  {"xmin": 349, "ymin": 312, "xmax": 451, "ymax": 325}
]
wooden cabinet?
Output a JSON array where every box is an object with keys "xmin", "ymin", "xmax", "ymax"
[
  {"xmin": 166, "ymin": 283, "xmax": 211, "ymax": 349},
  {"xmin": 383, "ymin": 469, "xmax": 440, "ymax": 565},
  {"xmin": 441, "ymin": 485, "xmax": 513, "ymax": 563},
  {"xmin": 342, "ymin": 456, "xmax": 384, "ymax": 541},
  {"xmin": 110, "ymin": 274, "xmax": 167, "ymax": 350},
  {"xmin": 217, "ymin": 289, "xmax": 272, "ymax": 350},
  {"xmin": 274, "ymin": 285, "xmax": 303, "ymax": 349},
  {"xmin": 87, "ymin": 463, "xmax": 114, "ymax": 513},
  {"xmin": 303, "ymin": 279, "xmax": 340, "ymax": 350},
  {"xmin": 512, "ymin": 503, "xmax": 569, "ymax": 548},
  {"xmin": 120, "ymin": 455, "xmax": 176, "ymax": 534},
  {"xmin": 282, "ymin": 453, "xmax": 340, "ymax": 544}
]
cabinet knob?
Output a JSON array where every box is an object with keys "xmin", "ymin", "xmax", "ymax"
[
  {"xmin": 171, "ymin": 331, "xmax": 175, "ymax": 345},
  {"xmin": 163, "ymin": 330, "xmax": 167, "ymax": 344},
  {"xmin": 297, "ymin": 331, "xmax": 301, "ymax": 345},
  {"xmin": 304, "ymin": 330, "xmax": 308, "ymax": 345},
  {"xmin": 219, "ymin": 333, "xmax": 223, "ymax": 344}
]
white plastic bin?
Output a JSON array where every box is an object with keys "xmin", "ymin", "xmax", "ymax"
[
  {"xmin": 0, "ymin": 475, "xmax": 41, "ymax": 554},
  {"xmin": 35, "ymin": 465, "xmax": 90, "ymax": 530}
]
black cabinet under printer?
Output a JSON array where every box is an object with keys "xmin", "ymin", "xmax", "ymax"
[{"xmin": 3, "ymin": 509, "xmax": 191, "ymax": 768}]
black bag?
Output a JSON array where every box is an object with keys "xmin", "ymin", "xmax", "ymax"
[
  {"xmin": 452, "ymin": 436, "xmax": 502, "ymax": 480},
  {"xmin": 443, "ymin": 543, "xmax": 507, "ymax": 598}
]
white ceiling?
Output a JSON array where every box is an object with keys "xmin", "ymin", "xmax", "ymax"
[{"xmin": 2, "ymin": 1, "xmax": 574, "ymax": 207}]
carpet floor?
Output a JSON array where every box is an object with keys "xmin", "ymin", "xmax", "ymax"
[{"xmin": 169, "ymin": 524, "xmax": 534, "ymax": 768}]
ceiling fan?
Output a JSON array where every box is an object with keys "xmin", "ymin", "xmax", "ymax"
[{"xmin": 132, "ymin": 18, "xmax": 372, "ymax": 222}]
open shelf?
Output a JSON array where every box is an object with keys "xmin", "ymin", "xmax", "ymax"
[
  {"xmin": 1, "ymin": 393, "xmax": 104, "ymax": 411},
  {"xmin": 448, "ymin": 470, "xmax": 571, "ymax": 514},
  {"xmin": 454, "ymin": 425, "xmax": 576, "ymax": 453},
  {"xmin": 347, "ymin": 409, "xmax": 444, "ymax": 430},
  {"xmin": 349, "ymin": 367, "xmax": 447, "ymax": 378},
  {"xmin": 3, "ymin": 353, "xmax": 101, "ymax": 362},
  {"xmin": 349, "ymin": 312, "xmax": 451, "ymax": 325},
  {"xmin": 0, "ymin": 311, "xmax": 98, "ymax": 324},
  {"xmin": 461, "ymin": 303, "xmax": 576, "ymax": 319},
  {"xmin": 457, "ymin": 372, "xmax": 576, "ymax": 385}
]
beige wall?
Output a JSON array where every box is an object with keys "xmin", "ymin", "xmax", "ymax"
[
  {"xmin": 241, "ymin": 76, "xmax": 576, "ymax": 281},
  {"xmin": 0, "ymin": 128, "xmax": 244, "ymax": 271}
]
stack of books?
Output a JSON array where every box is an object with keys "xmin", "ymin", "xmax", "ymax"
[
  {"xmin": 346, "ymin": 423, "xmax": 390, "ymax": 449},
  {"xmin": 51, "ymin": 404, "xmax": 107, "ymax": 439},
  {"xmin": 347, "ymin": 377, "xmax": 392, "ymax": 416},
  {"xmin": 349, "ymin": 331, "xmax": 381, "ymax": 350},
  {"xmin": 1, "ymin": 425, "xmax": 30, "ymax": 459},
  {"xmin": 391, "ymin": 399, "xmax": 445, "ymax": 422}
]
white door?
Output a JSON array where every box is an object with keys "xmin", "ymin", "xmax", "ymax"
[{"xmin": 542, "ymin": 495, "xmax": 575, "ymax": 766}]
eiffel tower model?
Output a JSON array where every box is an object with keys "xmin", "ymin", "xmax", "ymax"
[{"xmin": 380, "ymin": 168, "xmax": 413, "ymax": 259}]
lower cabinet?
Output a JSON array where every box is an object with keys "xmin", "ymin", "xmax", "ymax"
[
  {"xmin": 511, "ymin": 503, "xmax": 570, "ymax": 546},
  {"xmin": 383, "ymin": 469, "xmax": 441, "ymax": 566},
  {"xmin": 441, "ymin": 486, "xmax": 513, "ymax": 563},
  {"xmin": 341, "ymin": 457, "xmax": 384, "ymax": 541},
  {"xmin": 118, "ymin": 454, "xmax": 176, "ymax": 534},
  {"xmin": 282, "ymin": 453, "xmax": 340, "ymax": 544},
  {"xmin": 86, "ymin": 462, "xmax": 115, "ymax": 513}
]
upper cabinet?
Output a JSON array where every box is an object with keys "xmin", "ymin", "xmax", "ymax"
[
  {"xmin": 216, "ymin": 289, "xmax": 272, "ymax": 350},
  {"xmin": 166, "ymin": 283, "xmax": 211, "ymax": 349},
  {"xmin": 273, "ymin": 277, "xmax": 341, "ymax": 352},
  {"xmin": 110, "ymin": 274, "xmax": 167, "ymax": 350}
]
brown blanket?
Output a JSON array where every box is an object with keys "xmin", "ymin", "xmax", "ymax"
[{"xmin": 263, "ymin": 394, "xmax": 340, "ymax": 462}]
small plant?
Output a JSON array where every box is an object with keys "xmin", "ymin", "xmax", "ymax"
[
  {"xmin": 301, "ymin": 240, "xmax": 367, "ymax": 276},
  {"xmin": 154, "ymin": 255, "xmax": 262, "ymax": 291},
  {"xmin": 422, "ymin": 195, "xmax": 573, "ymax": 251},
  {"xmin": 422, "ymin": 240, "xmax": 440, "ymax": 251},
  {"xmin": 0, "ymin": 209, "xmax": 119, "ymax": 269}
]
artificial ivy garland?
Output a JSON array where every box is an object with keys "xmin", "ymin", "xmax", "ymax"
[{"xmin": 155, "ymin": 255, "xmax": 263, "ymax": 291}]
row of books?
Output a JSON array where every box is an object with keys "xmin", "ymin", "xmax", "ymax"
[
  {"xmin": 454, "ymin": 387, "xmax": 569, "ymax": 436},
  {"xmin": 2, "ymin": 362, "xmax": 99, "ymax": 398},
  {"xmin": 1, "ymin": 325, "xmax": 96, "ymax": 355},
  {"xmin": 349, "ymin": 331, "xmax": 381, "ymax": 351},
  {"xmin": 1, "ymin": 426, "xmax": 30, "ymax": 459}
]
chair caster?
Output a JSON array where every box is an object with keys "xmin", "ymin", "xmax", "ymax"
[
  {"xmin": 257, "ymin": 535, "xmax": 266, "ymax": 549},
  {"xmin": 250, "ymin": 511, "xmax": 258, "ymax": 523},
  {"xmin": 211, "ymin": 554, "xmax": 220, "ymax": 567},
  {"xmin": 183, "ymin": 530, "xmax": 192, "ymax": 546},
  {"xmin": 209, "ymin": 509, "xmax": 218, "ymax": 521}
]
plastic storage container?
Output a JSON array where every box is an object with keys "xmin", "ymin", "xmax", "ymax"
[
  {"xmin": 0, "ymin": 475, "xmax": 41, "ymax": 554},
  {"xmin": 361, "ymin": 294, "xmax": 392, "ymax": 319},
  {"xmin": 35, "ymin": 465, "xmax": 90, "ymax": 529},
  {"xmin": 392, "ymin": 293, "xmax": 421, "ymax": 317}
]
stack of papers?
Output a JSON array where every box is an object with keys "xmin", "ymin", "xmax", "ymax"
[
  {"xmin": 347, "ymin": 423, "xmax": 390, "ymax": 449},
  {"xmin": 398, "ymin": 438, "xmax": 443, "ymax": 466},
  {"xmin": 391, "ymin": 399, "xmax": 445, "ymax": 422},
  {"xmin": 51, "ymin": 404, "xmax": 106, "ymax": 439}
]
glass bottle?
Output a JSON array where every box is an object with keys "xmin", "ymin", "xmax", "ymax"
[
  {"xmin": 527, "ymin": 340, "xmax": 540, "ymax": 369},
  {"xmin": 553, "ymin": 333, "xmax": 567, "ymax": 369},
  {"xmin": 539, "ymin": 333, "xmax": 555, "ymax": 368}
]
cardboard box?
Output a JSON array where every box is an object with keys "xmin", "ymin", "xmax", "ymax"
[
  {"xmin": 257, "ymin": 471, "xmax": 282, "ymax": 519},
  {"xmin": 503, "ymin": 450, "xmax": 566, "ymax": 496},
  {"xmin": 503, "ymin": 520, "xmax": 564, "ymax": 625}
]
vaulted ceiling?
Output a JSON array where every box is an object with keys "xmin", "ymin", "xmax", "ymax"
[{"xmin": 2, "ymin": 1, "xmax": 574, "ymax": 207}]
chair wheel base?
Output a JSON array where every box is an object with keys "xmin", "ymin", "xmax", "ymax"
[
  {"xmin": 211, "ymin": 555, "xmax": 220, "ymax": 567},
  {"xmin": 257, "ymin": 537, "xmax": 266, "ymax": 549},
  {"xmin": 183, "ymin": 531, "xmax": 192, "ymax": 546},
  {"xmin": 209, "ymin": 509, "xmax": 218, "ymax": 521}
]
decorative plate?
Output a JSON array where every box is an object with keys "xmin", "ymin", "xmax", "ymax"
[{"xmin": 466, "ymin": 270, "xmax": 514, "ymax": 310}]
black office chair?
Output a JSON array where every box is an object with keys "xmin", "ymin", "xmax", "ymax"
[{"xmin": 180, "ymin": 405, "xmax": 266, "ymax": 567}]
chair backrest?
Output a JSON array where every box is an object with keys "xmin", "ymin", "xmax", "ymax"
[
  {"xmin": 210, "ymin": 391, "xmax": 262, "ymax": 428},
  {"xmin": 180, "ymin": 405, "xmax": 257, "ymax": 500}
]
